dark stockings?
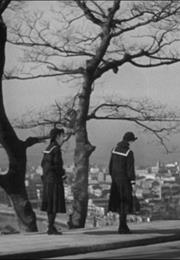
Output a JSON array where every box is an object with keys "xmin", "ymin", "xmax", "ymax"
[
  {"xmin": 119, "ymin": 213, "xmax": 127, "ymax": 229},
  {"xmin": 118, "ymin": 213, "xmax": 131, "ymax": 234},
  {"xmin": 47, "ymin": 212, "xmax": 62, "ymax": 235},
  {"xmin": 47, "ymin": 212, "xmax": 56, "ymax": 230}
]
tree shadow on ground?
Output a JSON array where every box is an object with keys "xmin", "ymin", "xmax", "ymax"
[{"xmin": 84, "ymin": 228, "xmax": 180, "ymax": 235}]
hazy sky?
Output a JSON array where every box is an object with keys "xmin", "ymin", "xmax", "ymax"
[
  {"xmin": 3, "ymin": 53, "xmax": 180, "ymax": 169},
  {"xmin": 2, "ymin": 1, "xmax": 180, "ymax": 169}
]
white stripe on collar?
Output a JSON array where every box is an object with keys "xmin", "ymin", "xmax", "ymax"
[
  {"xmin": 112, "ymin": 149, "xmax": 130, "ymax": 157},
  {"xmin": 43, "ymin": 146, "xmax": 57, "ymax": 154}
]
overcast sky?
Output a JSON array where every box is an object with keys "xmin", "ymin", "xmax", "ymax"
[
  {"xmin": 2, "ymin": 1, "xmax": 180, "ymax": 169},
  {"xmin": 3, "ymin": 49, "xmax": 180, "ymax": 168}
]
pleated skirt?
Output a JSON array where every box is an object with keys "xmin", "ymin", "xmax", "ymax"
[{"xmin": 41, "ymin": 181, "xmax": 66, "ymax": 213}]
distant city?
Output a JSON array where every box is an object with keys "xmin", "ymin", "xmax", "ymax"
[{"xmin": 0, "ymin": 160, "xmax": 180, "ymax": 227}]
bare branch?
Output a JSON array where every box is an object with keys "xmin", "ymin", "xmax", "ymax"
[
  {"xmin": 4, "ymin": 66, "xmax": 84, "ymax": 80},
  {"xmin": 5, "ymin": 0, "xmax": 180, "ymax": 154},
  {"xmin": 87, "ymin": 98, "xmax": 180, "ymax": 153},
  {"xmin": 129, "ymin": 58, "xmax": 180, "ymax": 68},
  {"xmin": 133, "ymin": 120, "xmax": 170, "ymax": 153},
  {"xmin": 6, "ymin": 1, "xmax": 180, "ymax": 82},
  {"xmin": 91, "ymin": 0, "xmax": 107, "ymax": 18},
  {"xmin": 112, "ymin": 1, "xmax": 180, "ymax": 37},
  {"xmin": 75, "ymin": 0, "xmax": 103, "ymax": 26},
  {"xmin": 24, "ymin": 136, "xmax": 48, "ymax": 148}
]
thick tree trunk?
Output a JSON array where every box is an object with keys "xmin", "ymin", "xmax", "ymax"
[
  {"xmin": 0, "ymin": 141, "xmax": 38, "ymax": 232},
  {"xmin": 2, "ymin": 173, "xmax": 37, "ymax": 232},
  {"xmin": 0, "ymin": 15, "xmax": 37, "ymax": 232},
  {"xmin": 69, "ymin": 131, "xmax": 95, "ymax": 228},
  {"xmin": 9, "ymin": 193, "xmax": 37, "ymax": 232},
  {"xmin": 68, "ymin": 77, "xmax": 95, "ymax": 228}
]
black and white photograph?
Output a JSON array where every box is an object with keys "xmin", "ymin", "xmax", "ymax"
[{"xmin": 1, "ymin": 0, "xmax": 180, "ymax": 259}]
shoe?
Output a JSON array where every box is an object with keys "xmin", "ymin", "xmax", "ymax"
[
  {"xmin": 47, "ymin": 226, "xmax": 62, "ymax": 235},
  {"xmin": 67, "ymin": 220, "xmax": 73, "ymax": 229}
]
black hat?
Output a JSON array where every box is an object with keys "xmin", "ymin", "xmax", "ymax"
[
  {"xmin": 123, "ymin": 132, "xmax": 137, "ymax": 142},
  {"xmin": 49, "ymin": 128, "xmax": 64, "ymax": 141}
]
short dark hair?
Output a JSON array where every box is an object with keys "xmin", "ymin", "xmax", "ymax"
[{"xmin": 49, "ymin": 128, "xmax": 64, "ymax": 141}]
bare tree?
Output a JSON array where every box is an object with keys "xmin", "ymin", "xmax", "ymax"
[
  {"xmin": 0, "ymin": 0, "xmax": 49, "ymax": 232},
  {"xmin": 5, "ymin": 0, "xmax": 180, "ymax": 228}
]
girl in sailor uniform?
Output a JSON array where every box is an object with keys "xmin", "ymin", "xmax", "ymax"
[
  {"xmin": 108, "ymin": 132, "xmax": 137, "ymax": 234},
  {"xmin": 41, "ymin": 128, "xmax": 66, "ymax": 235}
]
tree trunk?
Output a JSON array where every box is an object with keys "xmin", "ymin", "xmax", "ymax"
[
  {"xmin": 1, "ymin": 174, "xmax": 37, "ymax": 232},
  {"xmin": 0, "ymin": 15, "xmax": 37, "ymax": 232},
  {"xmin": 0, "ymin": 141, "xmax": 38, "ymax": 232},
  {"xmin": 9, "ymin": 193, "xmax": 37, "ymax": 232},
  {"xmin": 69, "ymin": 131, "xmax": 95, "ymax": 228},
  {"xmin": 68, "ymin": 77, "xmax": 95, "ymax": 228}
]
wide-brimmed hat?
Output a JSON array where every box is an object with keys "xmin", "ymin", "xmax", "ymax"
[{"xmin": 123, "ymin": 132, "xmax": 137, "ymax": 142}]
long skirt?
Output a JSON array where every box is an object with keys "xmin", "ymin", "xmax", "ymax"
[
  {"xmin": 108, "ymin": 179, "xmax": 133, "ymax": 215},
  {"xmin": 41, "ymin": 181, "xmax": 66, "ymax": 213}
]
